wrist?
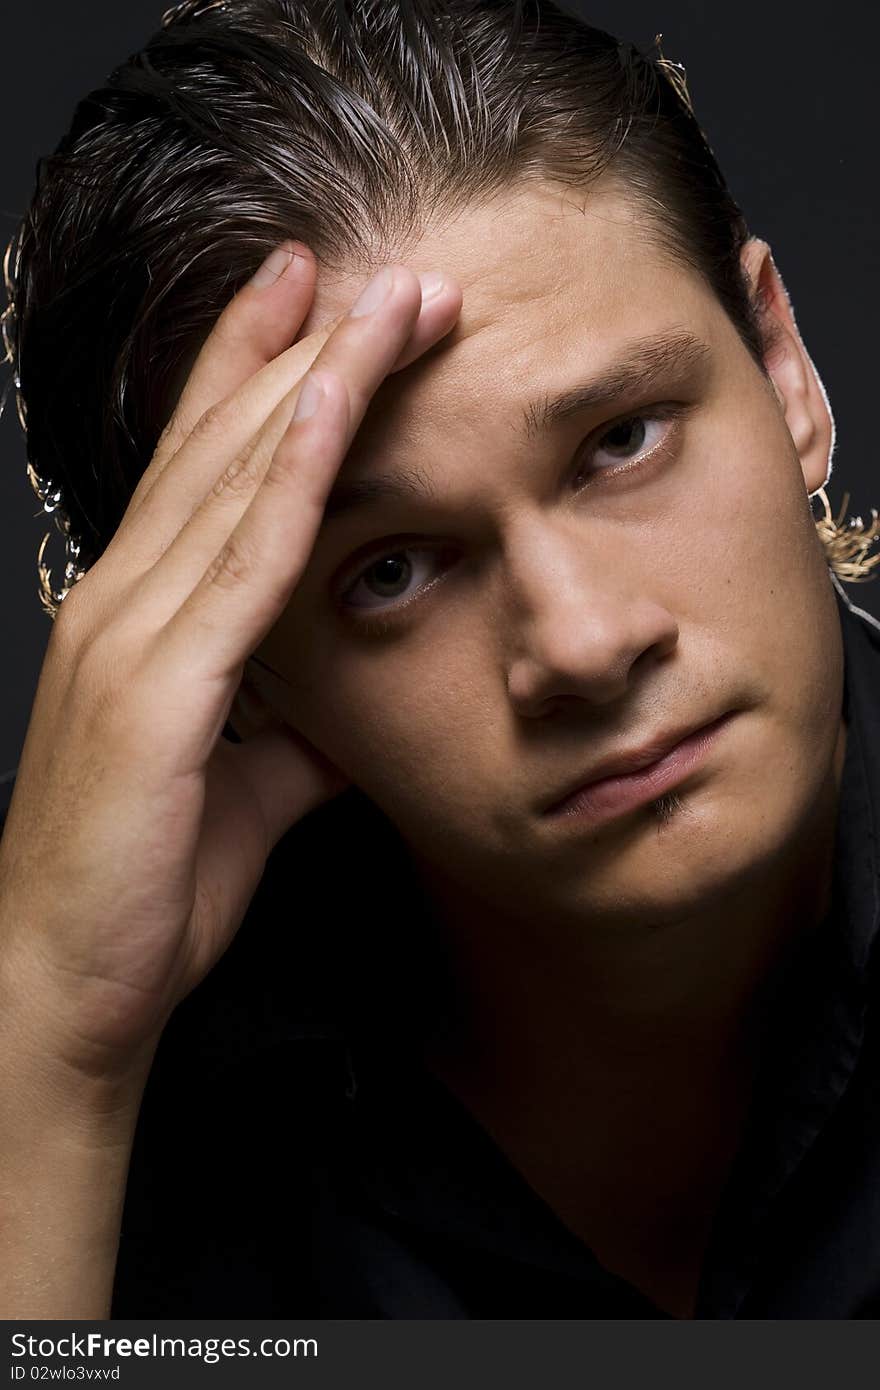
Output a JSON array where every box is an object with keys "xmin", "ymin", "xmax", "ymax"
[{"xmin": 0, "ymin": 950, "xmax": 158, "ymax": 1134}]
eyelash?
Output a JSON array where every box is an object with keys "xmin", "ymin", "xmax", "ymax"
[
  {"xmin": 337, "ymin": 403, "xmax": 692, "ymax": 633},
  {"xmin": 573, "ymin": 401, "xmax": 691, "ymax": 487}
]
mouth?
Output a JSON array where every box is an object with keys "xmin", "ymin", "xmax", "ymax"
[{"xmin": 540, "ymin": 710, "xmax": 738, "ymax": 827}]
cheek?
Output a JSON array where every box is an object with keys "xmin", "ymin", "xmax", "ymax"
[
  {"xmin": 285, "ymin": 642, "xmax": 486, "ymax": 809},
  {"xmin": 657, "ymin": 393, "xmax": 823, "ymax": 619},
  {"xmin": 671, "ymin": 399, "xmax": 842, "ymax": 772},
  {"xmin": 258, "ymin": 589, "xmax": 497, "ymax": 826}
]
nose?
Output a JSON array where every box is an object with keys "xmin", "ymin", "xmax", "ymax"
[{"xmin": 504, "ymin": 527, "xmax": 680, "ymax": 717}]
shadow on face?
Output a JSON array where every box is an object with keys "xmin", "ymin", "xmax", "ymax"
[{"xmin": 243, "ymin": 177, "xmax": 844, "ymax": 931}]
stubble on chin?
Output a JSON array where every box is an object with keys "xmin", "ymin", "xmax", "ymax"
[{"xmin": 648, "ymin": 789, "xmax": 686, "ymax": 827}]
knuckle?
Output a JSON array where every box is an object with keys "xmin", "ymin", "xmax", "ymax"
[
  {"xmin": 150, "ymin": 412, "xmax": 188, "ymax": 472},
  {"xmin": 190, "ymin": 397, "xmax": 233, "ymax": 444},
  {"xmin": 203, "ymin": 535, "xmax": 255, "ymax": 592},
  {"xmin": 46, "ymin": 596, "xmax": 158, "ymax": 748},
  {"xmin": 73, "ymin": 618, "xmax": 131, "ymax": 684},
  {"xmin": 259, "ymin": 449, "xmax": 297, "ymax": 495},
  {"xmin": 209, "ymin": 432, "xmax": 266, "ymax": 501},
  {"xmin": 50, "ymin": 576, "xmax": 96, "ymax": 650},
  {"xmin": 69, "ymin": 626, "xmax": 137, "ymax": 731},
  {"xmin": 51, "ymin": 588, "xmax": 84, "ymax": 639}
]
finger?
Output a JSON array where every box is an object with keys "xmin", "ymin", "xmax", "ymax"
[
  {"xmin": 135, "ymin": 262, "xmax": 432, "ymax": 623},
  {"xmin": 123, "ymin": 240, "xmax": 318, "ymax": 518},
  {"xmin": 107, "ymin": 273, "xmax": 462, "ymax": 582},
  {"xmin": 155, "ymin": 265, "xmax": 426, "ymax": 680}
]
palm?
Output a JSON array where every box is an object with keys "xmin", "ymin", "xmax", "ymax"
[{"xmin": 184, "ymin": 727, "xmax": 347, "ymax": 990}]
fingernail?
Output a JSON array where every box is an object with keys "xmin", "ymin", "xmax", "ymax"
[
  {"xmin": 349, "ymin": 267, "xmax": 394, "ymax": 318},
  {"xmin": 417, "ymin": 272, "xmax": 446, "ymax": 304},
  {"xmin": 293, "ymin": 371, "xmax": 324, "ymax": 421},
  {"xmin": 250, "ymin": 243, "xmax": 296, "ymax": 290}
]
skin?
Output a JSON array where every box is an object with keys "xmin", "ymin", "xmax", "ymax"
[
  {"xmin": 231, "ymin": 178, "xmax": 846, "ymax": 1314},
  {"xmin": 0, "ymin": 253, "xmax": 459, "ymax": 1318},
  {"xmin": 0, "ymin": 173, "xmax": 843, "ymax": 1321}
]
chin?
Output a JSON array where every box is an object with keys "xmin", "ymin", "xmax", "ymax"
[{"xmin": 548, "ymin": 778, "xmax": 791, "ymax": 929}]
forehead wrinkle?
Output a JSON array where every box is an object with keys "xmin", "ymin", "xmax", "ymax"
[
  {"xmin": 454, "ymin": 258, "xmax": 573, "ymax": 337},
  {"xmin": 394, "ymin": 273, "xmax": 574, "ymax": 425},
  {"xmin": 340, "ymin": 317, "xmax": 711, "ymax": 523},
  {"xmin": 345, "ymin": 269, "xmax": 608, "ymax": 475},
  {"xmin": 324, "ymin": 192, "xmax": 701, "ymax": 491}
]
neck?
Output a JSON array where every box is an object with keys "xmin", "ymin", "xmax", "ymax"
[{"xmin": 405, "ymin": 716, "xmax": 847, "ymax": 1314}]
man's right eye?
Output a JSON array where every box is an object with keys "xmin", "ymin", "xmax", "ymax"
[{"xmin": 339, "ymin": 543, "xmax": 454, "ymax": 617}]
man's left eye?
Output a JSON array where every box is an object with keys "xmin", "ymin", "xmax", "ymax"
[{"xmin": 578, "ymin": 406, "xmax": 687, "ymax": 481}]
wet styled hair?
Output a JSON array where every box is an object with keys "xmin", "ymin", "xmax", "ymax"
[{"xmin": 3, "ymin": 0, "xmax": 878, "ymax": 618}]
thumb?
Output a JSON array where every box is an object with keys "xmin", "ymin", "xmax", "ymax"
[{"xmin": 231, "ymin": 717, "xmax": 351, "ymax": 849}]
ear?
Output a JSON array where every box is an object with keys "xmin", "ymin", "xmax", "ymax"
[{"xmin": 739, "ymin": 238, "xmax": 835, "ymax": 495}]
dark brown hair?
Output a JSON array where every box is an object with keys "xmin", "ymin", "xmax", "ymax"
[{"xmin": 3, "ymin": 0, "xmax": 876, "ymax": 618}]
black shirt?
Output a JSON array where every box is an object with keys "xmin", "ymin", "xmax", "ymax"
[{"xmin": 4, "ymin": 582, "xmax": 880, "ymax": 1317}]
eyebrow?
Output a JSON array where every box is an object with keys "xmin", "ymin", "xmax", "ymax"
[
  {"xmin": 321, "ymin": 327, "xmax": 712, "ymax": 525},
  {"xmin": 520, "ymin": 327, "xmax": 712, "ymax": 441}
]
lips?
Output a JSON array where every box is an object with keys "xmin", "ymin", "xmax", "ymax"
[{"xmin": 541, "ymin": 712, "xmax": 734, "ymax": 817}]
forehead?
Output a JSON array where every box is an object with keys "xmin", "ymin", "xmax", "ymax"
[
  {"xmin": 304, "ymin": 177, "xmax": 714, "ymax": 335},
  {"xmin": 300, "ymin": 179, "xmax": 719, "ymax": 461}
]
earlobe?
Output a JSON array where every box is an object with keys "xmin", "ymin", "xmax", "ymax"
[{"xmin": 739, "ymin": 237, "xmax": 835, "ymax": 495}]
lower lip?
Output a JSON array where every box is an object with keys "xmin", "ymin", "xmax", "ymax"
[{"xmin": 545, "ymin": 712, "xmax": 737, "ymax": 829}]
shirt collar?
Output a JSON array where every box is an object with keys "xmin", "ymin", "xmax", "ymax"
[{"xmin": 339, "ymin": 580, "xmax": 880, "ymax": 1312}]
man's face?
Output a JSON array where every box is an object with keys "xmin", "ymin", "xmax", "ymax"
[{"xmin": 253, "ymin": 179, "xmax": 843, "ymax": 929}]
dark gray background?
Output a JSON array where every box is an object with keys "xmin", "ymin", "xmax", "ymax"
[{"xmin": 2, "ymin": 1, "xmax": 878, "ymax": 784}]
